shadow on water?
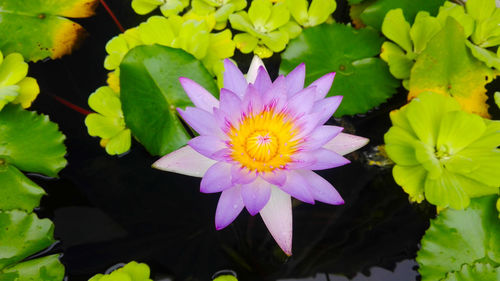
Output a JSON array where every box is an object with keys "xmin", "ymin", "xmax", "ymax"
[{"xmin": 26, "ymin": 0, "xmax": 440, "ymax": 279}]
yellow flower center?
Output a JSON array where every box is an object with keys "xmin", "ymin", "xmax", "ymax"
[{"xmin": 228, "ymin": 108, "xmax": 302, "ymax": 172}]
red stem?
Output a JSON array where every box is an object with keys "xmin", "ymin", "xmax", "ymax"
[
  {"xmin": 99, "ymin": 0, "xmax": 125, "ymax": 33},
  {"xmin": 50, "ymin": 95, "xmax": 93, "ymax": 115}
]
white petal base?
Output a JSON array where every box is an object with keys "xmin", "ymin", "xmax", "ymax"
[
  {"xmin": 260, "ymin": 187, "xmax": 293, "ymax": 256},
  {"xmin": 152, "ymin": 146, "xmax": 216, "ymax": 178},
  {"xmin": 323, "ymin": 133, "xmax": 369, "ymax": 156}
]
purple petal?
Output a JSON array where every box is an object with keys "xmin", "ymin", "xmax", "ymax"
[
  {"xmin": 298, "ymin": 170, "xmax": 344, "ymax": 205},
  {"xmin": 188, "ymin": 135, "xmax": 226, "ymax": 159},
  {"xmin": 242, "ymin": 84, "xmax": 263, "ymax": 115},
  {"xmin": 223, "ymin": 59, "xmax": 248, "ymax": 98},
  {"xmin": 215, "ymin": 186, "xmax": 244, "ymax": 230},
  {"xmin": 285, "ymin": 86, "xmax": 316, "ymax": 117},
  {"xmin": 307, "ymin": 148, "xmax": 350, "ymax": 170},
  {"xmin": 246, "ymin": 55, "xmax": 266, "ymax": 83},
  {"xmin": 288, "ymin": 151, "xmax": 316, "ymax": 169},
  {"xmin": 253, "ymin": 66, "xmax": 272, "ymax": 94},
  {"xmin": 323, "ymin": 132, "xmax": 370, "ymax": 156},
  {"xmin": 285, "ymin": 63, "xmax": 305, "ymax": 97},
  {"xmin": 179, "ymin": 77, "xmax": 219, "ymax": 112},
  {"xmin": 302, "ymin": 125, "xmax": 343, "ymax": 151},
  {"xmin": 218, "ymin": 89, "xmax": 242, "ymax": 128},
  {"xmin": 261, "ymin": 170, "xmax": 287, "ymax": 186},
  {"xmin": 178, "ymin": 107, "xmax": 222, "ymax": 137},
  {"xmin": 294, "ymin": 111, "xmax": 323, "ymax": 139},
  {"xmin": 200, "ymin": 162, "xmax": 233, "ymax": 193},
  {"xmin": 309, "ymin": 72, "xmax": 335, "ymax": 100},
  {"xmin": 210, "ymin": 148, "xmax": 232, "ymax": 162},
  {"xmin": 262, "ymin": 75, "xmax": 287, "ymax": 109},
  {"xmin": 279, "ymin": 170, "xmax": 315, "ymax": 203},
  {"xmin": 241, "ymin": 178, "xmax": 272, "ymax": 215},
  {"xmin": 312, "ymin": 96, "xmax": 343, "ymax": 125},
  {"xmin": 260, "ymin": 187, "xmax": 293, "ymax": 255},
  {"xmin": 231, "ymin": 165, "xmax": 258, "ymax": 184},
  {"xmin": 152, "ymin": 146, "xmax": 216, "ymax": 177}
]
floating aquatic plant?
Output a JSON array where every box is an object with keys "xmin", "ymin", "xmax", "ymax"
[
  {"xmin": 0, "ymin": 51, "xmax": 39, "ymax": 111},
  {"xmin": 153, "ymin": 56, "xmax": 369, "ymax": 254},
  {"xmin": 229, "ymin": 0, "xmax": 301, "ymax": 58},
  {"xmin": 0, "ymin": 0, "xmax": 98, "ymax": 61},
  {"xmin": 285, "ymin": 0, "xmax": 336, "ymax": 27},
  {"xmin": 89, "ymin": 261, "xmax": 152, "ymax": 281},
  {"xmin": 384, "ymin": 92, "xmax": 500, "ymax": 209},
  {"xmin": 85, "ymin": 86, "xmax": 131, "ymax": 155},
  {"xmin": 417, "ymin": 195, "xmax": 500, "ymax": 281},
  {"xmin": 191, "ymin": 0, "xmax": 247, "ymax": 30},
  {"xmin": 132, "ymin": 0, "xmax": 189, "ymax": 17}
]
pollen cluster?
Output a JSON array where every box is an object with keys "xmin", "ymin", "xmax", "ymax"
[{"xmin": 228, "ymin": 108, "xmax": 303, "ymax": 172}]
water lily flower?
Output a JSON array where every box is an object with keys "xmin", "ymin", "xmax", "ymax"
[{"xmin": 153, "ymin": 56, "xmax": 369, "ymax": 255}]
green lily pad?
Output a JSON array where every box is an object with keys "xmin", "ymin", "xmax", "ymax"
[
  {"xmin": 0, "ymin": 164, "xmax": 45, "ymax": 212},
  {"xmin": 408, "ymin": 18, "xmax": 496, "ymax": 118},
  {"xmin": 0, "ymin": 254, "xmax": 65, "ymax": 281},
  {"xmin": 443, "ymin": 263, "xmax": 500, "ymax": 281},
  {"xmin": 417, "ymin": 195, "xmax": 500, "ymax": 281},
  {"xmin": 0, "ymin": 210, "xmax": 55, "ymax": 270},
  {"xmin": 120, "ymin": 45, "xmax": 218, "ymax": 156},
  {"xmin": 0, "ymin": 0, "xmax": 98, "ymax": 62},
  {"xmin": 352, "ymin": 0, "xmax": 445, "ymax": 30},
  {"xmin": 89, "ymin": 261, "xmax": 152, "ymax": 281},
  {"xmin": 280, "ymin": 23, "xmax": 399, "ymax": 116},
  {"xmin": 0, "ymin": 105, "xmax": 66, "ymax": 177}
]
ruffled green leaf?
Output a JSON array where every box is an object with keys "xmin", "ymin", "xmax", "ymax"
[
  {"xmin": 214, "ymin": 275, "xmax": 238, "ymax": 281},
  {"xmin": 0, "ymin": 254, "xmax": 65, "ymax": 281},
  {"xmin": 436, "ymin": 2, "xmax": 474, "ymax": 37},
  {"xmin": 0, "ymin": 0, "xmax": 98, "ymax": 61},
  {"xmin": 0, "ymin": 210, "xmax": 55, "ymax": 270},
  {"xmin": 380, "ymin": 41, "xmax": 412, "ymax": 80},
  {"xmin": 104, "ymin": 28, "xmax": 143, "ymax": 71},
  {"xmin": 0, "ymin": 51, "xmax": 40, "ymax": 110},
  {"xmin": 352, "ymin": 0, "xmax": 445, "ymax": 30},
  {"xmin": 385, "ymin": 92, "xmax": 499, "ymax": 209},
  {"xmin": 417, "ymin": 195, "xmax": 500, "ymax": 281},
  {"xmin": 495, "ymin": 92, "xmax": 500, "ymax": 109},
  {"xmin": 0, "ymin": 164, "xmax": 45, "ymax": 212},
  {"xmin": 443, "ymin": 263, "xmax": 500, "ymax": 281},
  {"xmin": 281, "ymin": 23, "xmax": 399, "ymax": 116},
  {"xmin": 382, "ymin": 9, "xmax": 412, "ymax": 53},
  {"xmin": 410, "ymin": 11, "xmax": 441, "ymax": 54},
  {"xmin": 465, "ymin": 0, "xmax": 495, "ymax": 22},
  {"xmin": 89, "ymin": 261, "xmax": 152, "ymax": 281},
  {"xmin": 120, "ymin": 45, "xmax": 218, "ymax": 156},
  {"xmin": 286, "ymin": 0, "xmax": 336, "ymax": 27},
  {"xmin": 408, "ymin": 18, "xmax": 496, "ymax": 118},
  {"xmin": 0, "ymin": 105, "xmax": 66, "ymax": 177},
  {"xmin": 131, "ymin": 0, "xmax": 188, "ymax": 17},
  {"xmin": 466, "ymin": 41, "xmax": 500, "ymax": 70}
]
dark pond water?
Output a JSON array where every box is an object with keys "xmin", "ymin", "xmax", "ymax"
[{"xmin": 26, "ymin": 0, "xmax": 500, "ymax": 280}]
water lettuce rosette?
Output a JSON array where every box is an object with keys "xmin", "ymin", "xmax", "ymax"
[
  {"xmin": 384, "ymin": 92, "xmax": 500, "ymax": 210},
  {"xmin": 153, "ymin": 56, "xmax": 369, "ymax": 255}
]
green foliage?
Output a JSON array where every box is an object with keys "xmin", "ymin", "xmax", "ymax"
[
  {"xmin": 229, "ymin": 0, "xmax": 301, "ymax": 58},
  {"xmin": 120, "ymin": 45, "xmax": 218, "ymax": 156},
  {"xmin": 351, "ymin": 0, "xmax": 444, "ymax": 30},
  {"xmin": 104, "ymin": 16, "xmax": 235, "ymax": 83},
  {"xmin": 85, "ymin": 86, "xmax": 131, "ymax": 156},
  {"xmin": 408, "ymin": 18, "xmax": 496, "ymax": 118},
  {"xmin": 380, "ymin": 9, "xmax": 441, "ymax": 88},
  {"xmin": 132, "ymin": 0, "xmax": 189, "ymax": 17},
  {"xmin": 0, "ymin": 210, "xmax": 64, "ymax": 281},
  {"xmin": 0, "ymin": 105, "xmax": 67, "ymax": 177},
  {"xmin": 443, "ymin": 263, "xmax": 500, "ymax": 281},
  {"xmin": 285, "ymin": 0, "xmax": 336, "ymax": 27},
  {"xmin": 384, "ymin": 92, "xmax": 500, "ymax": 209},
  {"xmin": 0, "ymin": 51, "xmax": 40, "ymax": 111},
  {"xmin": 0, "ymin": 0, "xmax": 98, "ymax": 62},
  {"xmin": 88, "ymin": 261, "xmax": 152, "ymax": 281},
  {"xmin": 191, "ymin": 0, "xmax": 247, "ymax": 30},
  {"xmin": 0, "ymin": 164, "xmax": 45, "ymax": 212},
  {"xmin": 280, "ymin": 23, "xmax": 399, "ymax": 116},
  {"xmin": 417, "ymin": 195, "xmax": 500, "ymax": 281}
]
